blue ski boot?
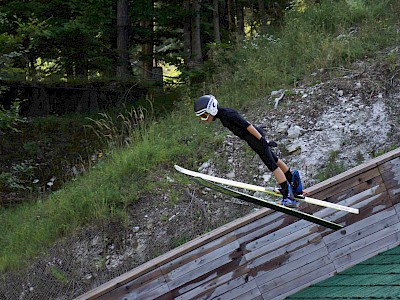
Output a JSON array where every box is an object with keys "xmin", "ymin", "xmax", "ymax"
[
  {"xmin": 280, "ymin": 182, "xmax": 298, "ymax": 208},
  {"xmin": 292, "ymin": 170, "xmax": 304, "ymax": 199}
]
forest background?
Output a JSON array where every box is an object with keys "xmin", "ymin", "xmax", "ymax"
[{"xmin": 0, "ymin": 0, "xmax": 399, "ymax": 298}]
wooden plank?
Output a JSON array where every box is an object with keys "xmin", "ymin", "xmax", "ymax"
[
  {"xmin": 329, "ymin": 222, "xmax": 400, "ymax": 260},
  {"xmin": 262, "ymin": 260, "xmax": 336, "ymax": 299},
  {"xmin": 175, "ymin": 264, "xmax": 249, "ymax": 300},
  {"xmin": 258, "ymin": 254, "xmax": 334, "ymax": 294},
  {"xmin": 124, "ymin": 283, "xmax": 171, "ymax": 300},
  {"xmin": 253, "ymin": 245, "xmax": 329, "ymax": 286},
  {"xmin": 96, "ymin": 268, "xmax": 166, "ymax": 300},
  {"xmin": 169, "ymin": 256, "xmax": 248, "ymax": 298},
  {"xmin": 383, "ymin": 173, "xmax": 400, "ymax": 191},
  {"xmin": 323, "ymin": 206, "xmax": 399, "ymax": 245},
  {"xmin": 244, "ymin": 218, "xmax": 313, "ymax": 254},
  {"xmin": 306, "ymin": 148, "xmax": 400, "ymax": 196},
  {"xmin": 232, "ymin": 287, "xmax": 263, "ymax": 300},
  {"xmin": 324, "ymin": 174, "xmax": 384, "ymax": 205},
  {"xmin": 311, "ymin": 168, "xmax": 382, "ymax": 201},
  {"xmin": 199, "ymin": 276, "xmax": 260, "ymax": 300},
  {"xmin": 163, "ymin": 238, "xmax": 240, "ymax": 281},
  {"xmin": 235, "ymin": 212, "xmax": 295, "ymax": 250},
  {"xmin": 332, "ymin": 227, "xmax": 400, "ymax": 272},
  {"xmin": 166, "ymin": 241, "xmax": 243, "ymax": 293},
  {"xmin": 235, "ymin": 210, "xmax": 285, "ymax": 238},
  {"xmin": 395, "ymin": 203, "xmax": 400, "ymax": 217},
  {"xmin": 271, "ymin": 267, "xmax": 335, "ymax": 300},
  {"xmin": 326, "ymin": 212, "xmax": 400, "ymax": 253},
  {"xmin": 316, "ymin": 190, "xmax": 392, "ymax": 228},
  {"xmin": 379, "ymin": 157, "xmax": 400, "ymax": 172},
  {"xmin": 389, "ymin": 188, "xmax": 400, "ymax": 204},
  {"xmin": 159, "ymin": 231, "xmax": 237, "ymax": 275},
  {"xmin": 380, "ymin": 158, "xmax": 400, "ymax": 204},
  {"xmin": 248, "ymin": 232, "xmax": 326, "ymax": 281},
  {"xmin": 244, "ymin": 223, "xmax": 320, "ymax": 261}
]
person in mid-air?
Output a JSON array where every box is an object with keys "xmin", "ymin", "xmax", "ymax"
[{"xmin": 194, "ymin": 94, "xmax": 303, "ymax": 207}]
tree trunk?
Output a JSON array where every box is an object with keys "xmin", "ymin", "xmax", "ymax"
[
  {"xmin": 213, "ymin": 0, "xmax": 221, "ymax": 43},
  {"xmin": 258, "ymin": 0, "xmax": 268, "ymax": 33},
  {"xmin": 116, "ymin": 0, "xmax": 130, "ymax": 78},
  {"xmin": 236, "ymin": 0, "xmax": 245, "ymax": 36},
  {"xmin": 141, "ymin": 0, "xmax": 154, "ymax": 80},
  {"xmin": 191, "ymin": 0, "xmax": 203, "ymax": 66},
  {"xmin": 227, "ymin": 0, "xmax": 235, "ymax": 31},
  {"xmin": 183, "ymin": 0, "xmax": 192, "ymax": 66}
]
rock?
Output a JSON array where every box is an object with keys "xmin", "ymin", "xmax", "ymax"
[
  {"xmin": 226, "ymin": 171, "xmax": 235, "ymax": 179},
  {"xmin": 277, "ymin": 123, "xmax": 289, "ymax": 134},
  {"xmin": 262, "ymin": 173, "xmax": 271, "ymax": 182},
  {"xmin": 199, "ymin": 161, "xmax": 211, "ymax": 172},
  {"xmin": 287, "ymin": 125, "xmax": 305, "ymax": 139},
  {"xmin": 286, "ymin": 143, "xmax": 302, "ymax": 154},
  {"xmin": 271, "ymin": 89, "xmax": 284, "ymax": 96}
]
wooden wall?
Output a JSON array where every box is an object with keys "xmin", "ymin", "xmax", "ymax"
[{"xmin": 76, "ymin": 148, "xmax": 400, "ymax": 300}]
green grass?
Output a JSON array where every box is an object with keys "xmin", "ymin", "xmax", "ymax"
[
  {"xmin": 1, "ymin": 0, "xmax": 399, "ymax": 271},
  {"xmin": 208, "ymin": 0, "xmax": 399, "ymax": 108}
]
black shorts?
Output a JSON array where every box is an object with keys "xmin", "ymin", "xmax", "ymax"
[{"xmin": 244, "ymin": 134, "xmax": 279, "ymax": 172}]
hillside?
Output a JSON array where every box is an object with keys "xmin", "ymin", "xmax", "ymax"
[{"xmin": 1, "ymin": 45, "xmax": 399, "ymax": 299}]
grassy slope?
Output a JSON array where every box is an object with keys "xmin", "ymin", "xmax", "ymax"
[{"xmin": 1, "ymin": 0, "xmax": 399, "ymax": 271}]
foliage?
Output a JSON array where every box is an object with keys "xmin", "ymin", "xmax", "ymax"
[
  {"xmin": 315, "ymin": 151, "xmax": 346, "ymax": 182},
  {"xmin": 0, "ymin": 99, "xmax": 25, "ymax": 132},
  {"xmin": 0, "ymin": 162, "xmax": 35, "ymax": 192},
  {"xmin": 85, "ymin": 105, "xmax": 147, "ymax": 149},
  {"xmin": 206, "ymin": 0, "xmax": 399, "ymax": 108}
]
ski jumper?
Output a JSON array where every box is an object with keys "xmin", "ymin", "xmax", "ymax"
[{"xmin": 215, "ymin": 107, "xmax": 279, "ymax": 172}]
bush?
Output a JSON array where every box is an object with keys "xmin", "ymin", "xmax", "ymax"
[{"xmin": 0, "ymin": 100, "xmax": 25, "ymax": 132}]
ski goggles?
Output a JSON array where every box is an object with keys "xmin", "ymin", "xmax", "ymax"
[{"xmin": 197, "ymin": 112, "xmax": 209, "ymax": 120}]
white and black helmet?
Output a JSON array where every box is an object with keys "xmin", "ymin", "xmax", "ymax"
[{"xmin": 194, "ymin": 95, "xmax": 219, "ymax": 119}]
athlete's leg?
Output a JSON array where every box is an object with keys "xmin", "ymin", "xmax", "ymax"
[{"xmin": 277, "ymin": 159, "xmax": 293, "ymax": 183}]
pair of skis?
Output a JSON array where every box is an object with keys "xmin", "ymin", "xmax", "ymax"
[{"xmin": 174, "ymin": 165, "xmax": 359, "ymax": 230}]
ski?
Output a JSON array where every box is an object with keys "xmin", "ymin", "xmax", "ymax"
[
  {"xmin": 174, "ymin": 165, "xmax": 358, "ymax": 214},
  {"xmin": 192, "ymin": 177, "xmax": 343, "ymax": 230}
]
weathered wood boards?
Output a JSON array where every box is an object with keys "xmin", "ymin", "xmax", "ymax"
[{"xmin": 76, "ymin": 148, "xmax": 400, "ymax": 300}]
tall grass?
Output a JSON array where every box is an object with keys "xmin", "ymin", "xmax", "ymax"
[
  {"xmin": 209, "ymin": 0, "xmax": 399, "ymax": 108},
  {"xmin": 1, "ymin": 0, "xmax": 399, "ymax": 271}
]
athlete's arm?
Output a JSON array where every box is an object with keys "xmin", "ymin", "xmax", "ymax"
[{"xmin": 246, "ymin": 124, "xmax": 263, "ymax": 140}]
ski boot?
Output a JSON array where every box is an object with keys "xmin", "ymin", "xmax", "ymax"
[
  {"xmin": 280, "ymin": 182, "xmax": 298, "ymax": 208},
  {"xmin": 292, "ymin": 170, "xmax": 305, "ymax": 199}
]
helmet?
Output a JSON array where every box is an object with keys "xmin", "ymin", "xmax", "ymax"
[{"xmin": 194, "ymin": 95, "xmax": 218, "ymax": 119}]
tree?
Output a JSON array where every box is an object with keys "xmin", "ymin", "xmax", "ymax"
[
  {"xmin": 183, "ymin": 0, "xmax": 192, "ymax": 65},
  {"xmin": 213, "ymin": 0, "xmax": 221, "ymax": 43},
  {"xmin": 117, "ymin": 0, "xmax": 130, "ymax": 78},
  {"xmin": 0, "ymin": 0, "xmax": 296, "ymax": 83},
  {"xmin": 258, "ymin": 0, "xmax": 268, "ymax": 33},
  {"xmin": 191, "ymin": 0, "xmax": 203, "ymax": 66}
]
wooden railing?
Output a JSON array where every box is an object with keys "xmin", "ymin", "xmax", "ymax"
[{"xmin": 76, "ymin": 147, "xmax": 400, "ymax": 300}]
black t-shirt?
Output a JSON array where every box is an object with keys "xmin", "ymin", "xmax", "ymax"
[{"xmin": 215, "ymin": 107, "xmax": 254, "ymax": 139}]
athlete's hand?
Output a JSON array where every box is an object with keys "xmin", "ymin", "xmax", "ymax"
[{"xmin": 260, "ymin": 136, "xmax": 277, "ymax": 147}]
